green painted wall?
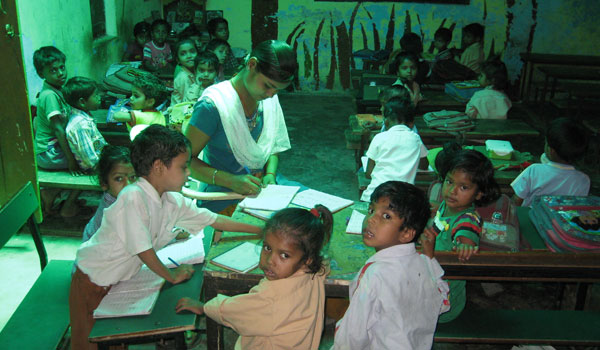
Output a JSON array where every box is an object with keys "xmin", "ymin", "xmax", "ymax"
[{"xmin": 211, "ymin": 0, "xmax": 600, "ymax": 91}]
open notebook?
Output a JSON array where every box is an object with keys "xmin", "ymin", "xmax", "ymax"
[
  {"xmin": 157, "ymin": 231, "xmax": 206, "ymax": 267},
  {"xmin": 210, "ymin": 242, "xmax": 262, "ymax": 273},
  {"xmin": 292, "ymin": 189, "xmax": 354, "ymax": 213},
  {"xmin": 93, "ymin": 266, "xmax": 164, "ymax": 319},
  {"xmin": 238, "ymin": 185, "xmax": 300, "ymax": 211}
]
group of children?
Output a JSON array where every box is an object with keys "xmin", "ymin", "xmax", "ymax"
[{"xmin": 28, "ymin": 14, "xmax": 594, "ymax": 350}]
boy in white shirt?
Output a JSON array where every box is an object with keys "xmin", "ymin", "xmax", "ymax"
[
  {"xmin": 361, "ymin": 96, "xmax": 428, "ymax": 201},
  {"xmin": 334, "ymin": 181, "xmax": 450, "ymax": 350},
  {"xmin": 69, "ymin": 125, "xmax": 262, "ymax": 350},
  {"xmin": 512, "ymin": 117, "xmax": 590, "ymax": 207}
]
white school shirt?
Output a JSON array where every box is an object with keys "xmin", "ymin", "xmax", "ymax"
[
  {"xmin": 465, "ymin": 86, "xmax": 512, "ymax": 119},
  {"xmin": 361, "ymin": 124, "xmax": 428, "ymax": 201},
  {"xmin": 333, "ymin": 243, "xmax": 450, "ymax": 350},
  {"xmin": 511, "ymin": 161, "xmax": 590, "ymax": 207},
  {"xmin": 76, "ymin": 177, "xmax": 217, "ymax": 286}
]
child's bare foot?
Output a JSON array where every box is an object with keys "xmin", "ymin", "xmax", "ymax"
[
  {"xmin": 59, "ymin": 190, "xmax": 82, "ymax": 218},
  {"xmin": 40, "ymin": 188, "xmax": 60, "ymax": 215}
]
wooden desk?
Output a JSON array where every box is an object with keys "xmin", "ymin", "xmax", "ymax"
[
  {"xmin": 537, "ymin": 66, "xmax": 600, "ymax": 102},
  {"xmin": 38, "ymin": 169, "xmax": 102, "ymax": 191},
  {"xmin": 357, "ymin": 89, "xmax": 464, "ymax": 113},
  {"xmin": 346, "ymin": 114, "xmax": 540, "ymax": 168},
  {"xmin": 89, "ymin": 229, "xmax": 214, "ymax": 349},
  {"xmin": 203, "ymin": 207, "xmax": 600, "ymax": 349},
  {"xmin": 519, "ymin": 52, "xmax": 600, "ymax": 101}
]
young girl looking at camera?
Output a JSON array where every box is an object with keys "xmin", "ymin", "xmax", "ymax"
[
  {"xmin": 465, "ymin": 60, "xmax": 511, "ymax": 119},
  {"xmin": 177, "ymin": 205, "xmax": 333, "ymax": 350},
  {"xmin": 391, "ymin": 52, "xmax": 423, "ymax": 106},
  {"xmin": 171, "ymin": 39, "xmax": 199, "ymax": 105},
  {"xmin": 81, "ymin": 145, "xmax": 136, "ymax": 243},
  {"xmin": 424, "ymin": 149, "xmax": 500, "ymax": 322}
]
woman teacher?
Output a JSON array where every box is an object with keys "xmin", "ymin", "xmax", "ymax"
[{"xmin": 185, "ymin": 40, "xmax": 298, "ymax": 214}]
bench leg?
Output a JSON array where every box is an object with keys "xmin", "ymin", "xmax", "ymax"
[
  {"xmin": 27, "ymin": 216, "xmax": 47, "ymax": 271},
  {"xmin": 174, "ymin": 332, "xmax": 186, "ymax": 350},
  {"xmin": 575, "ymin": 282, "xmax": 590, "ymax": 310}
]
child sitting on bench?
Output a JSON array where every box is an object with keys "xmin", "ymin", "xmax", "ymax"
[
  {"xmin": 114, "ymin": 74, "xmax": 168, "ymax": 131},
  {"xmin": 142, "ymin": 19, "xmax": 173, "ymax": 72},
  {"xmin": 69, "ymin": 125, "xmax": 262, "ymax": 349},
  {"xmin": 511, "ymin": 117, "xmax": 590, "ymax": 207},
  {"xmin": 334, "ymin": 181, "xmax": 450, "ymax": 349},
  {"xmin": 63, "ymin": 77, "xmax": 107, "ymax": 172},
  {"xmin": 361, "ymin": 96, "xmax": 428, "ymax": 202},
  {"xmin": 465, "ymin": 60, "xmax": 512, "ymax": 119},
  {"xmin": 33, "ymin": 46, "xmax": 82, "ymax": 217}
]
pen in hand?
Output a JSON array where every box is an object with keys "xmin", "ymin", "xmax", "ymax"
[{"xmin": 168, "ymin": 257, "xmax": 180, "ymax": 267}]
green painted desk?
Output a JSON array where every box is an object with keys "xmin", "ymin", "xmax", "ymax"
[
  {"xmin": 38, "ymin": 169, "xmax": 102, "ymax": 191},
  {"xmin": 203, "ymin": 206, "xmax": 600, "ymax": 349},
  {"xmin": 89, "ymin": 228, "xmax": 214, "ymax": 349}
]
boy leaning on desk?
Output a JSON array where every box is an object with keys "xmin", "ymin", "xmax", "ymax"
[{"xmin": 69, "ymin": 125, "xmax": 262, "ymax": 350}]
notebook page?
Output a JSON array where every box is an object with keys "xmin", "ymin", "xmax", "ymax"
[
  {"xmin": 93, "ymin": 288, "xmax": 160, "ymax": 319},
  {"xmin": 157, "ymin": 231, "xmax": 206, "ymax": 267},
  {"xmin": 238, "ymin": 185, "xmax": 300, "ymax": 211},
  {"xmin": 108, "ymin": 266, "xmax": 165, "ymax": 294},
  {"xmin": 291, "ymin": 189, "xmax": 354, "ymax": 213},
  {"xmin": 210, "ymin": 242, "xmax": 261, "ymax": 273},
  {"xmin": 346, "ymin": 210, "xmax": 366, "ymax": 234}
]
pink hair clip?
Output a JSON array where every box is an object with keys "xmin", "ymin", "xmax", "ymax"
[{"xmin": 310, "ymin": 208, "xmax": 320, "ymax": 218}]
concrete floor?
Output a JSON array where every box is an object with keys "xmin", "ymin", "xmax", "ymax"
[{"xmin": 1, "ymin": 92, "xmax": 598, "ymax": 349}]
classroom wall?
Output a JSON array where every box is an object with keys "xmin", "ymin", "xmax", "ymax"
[
  {"xmin": 18, "ymin": 0, "xmax": 161, "ymax": 104},
  {"xmin": 210, "ymin": 0, "xmax": 600, "ymax": 92}
]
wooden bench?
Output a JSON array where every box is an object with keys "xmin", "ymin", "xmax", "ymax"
[
  {"xmin": 0, "ymin": 260, "xmax": 73, "ymax": 350},
  {"xmin": 38, "ymin": 169, "xmax": 102, "ymax": 191},
  {"xmin": 434, "ymin": 309, "xmax": 600, "ymax": 345}
]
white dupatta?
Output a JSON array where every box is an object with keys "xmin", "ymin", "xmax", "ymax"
[{"xmin": 200, "ymin": 81, "xmax": 291, "ymax": 169}]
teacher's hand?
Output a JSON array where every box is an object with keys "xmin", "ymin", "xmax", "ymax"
[{"xmin": 232, "ymin": 174, "xmax": 262, "ymax": 195}]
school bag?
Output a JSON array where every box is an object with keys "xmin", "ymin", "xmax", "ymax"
[
  {"xmin": 102, "ymin": 67, "xmax": 150, "ymax": 97},
  {"xmin": 529, "ymin": 195, "xmax": 600, "ymax": 252},
  {"xmin": 444, "ymin": 81, "xmax": 484, "ymax": 103},
  {"xmin": 423, "ymin": 110, "xmax": 475, "ymax": 133}
]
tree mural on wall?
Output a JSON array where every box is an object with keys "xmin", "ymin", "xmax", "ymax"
[{"xmin": 251, "ymin": 0, "xmax": 539, "ymax": 91}]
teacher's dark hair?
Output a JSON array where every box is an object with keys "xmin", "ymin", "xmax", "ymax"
[{"xmin": 251, "ymin": 40, "xmax": 298, "ymax": 83}]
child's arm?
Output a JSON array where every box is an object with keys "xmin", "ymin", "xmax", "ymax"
[
  {"xmin": 420, "ymin": 227, "xmax": 438, "ymax": 259},
  {"xmin": 365, "ymin": 158, "xmax": 375, "ymax": 179},
  {"xmin": 138, "ymin": 248, "xmax": 195, "ymax": 284},
  {"xmin": 262, "ymin": 154, "xmax": 279, "ymax": 186},
  {"xmin": 113, "ymin": 111, "xmax": 133, "ymax": 123},
  {"xmin": 51, "ymin": 116, "xmax": 82, "ymax": 175},
  {"xmin": 176, "ymin": 297, "xmax": 204, "ymax": 314},
  {"xmin": 211, "ymin": 215, "xmax": 262, "ymax": 235},
  {"xmin": 453, "ymin": 236, "xmax": 478, "ymax": 262}
]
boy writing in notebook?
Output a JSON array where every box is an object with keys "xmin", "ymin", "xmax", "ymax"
[{"xmin": 69, "ymin": 125, "xmax": 262, "ymax": 350}]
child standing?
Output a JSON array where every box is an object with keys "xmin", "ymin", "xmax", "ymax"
[
  {"xmin": 63, "ymin": 77, "xmax": 107, "ymax": 172},
  {"xmin": 334, "ymin": 181, "xmax": 450, "ymax": 349},
  {"xmin": 81, "ymin": 145, "xmax": 136, "ymax": 243},
  {"xmin": 69, "ymin": 125, "xmax": 262, "ymax": 350},
  {"xmin": 207, "ymin": 17, "xmax": 240, "ymax": 76},
  {"xmin": 171, "ymin": 39, "xmax": 199, "ymax": 105},
  {"xmin": 114, "ymin": 74, "xmax": 168, "ymax": 131},
  {"xmin": 465, "ymin": 60, "xmax": 512, "ymax": 119},
  {"xmin": 427, "ymin": 149, "xmax": 500, "ymax": 322},
  {"xmin": 122, "ymin": 21, "xmax": 150, "ymax": 62},
  {"xmin": 361, "ymin": 96, "xmax": 428, "ymax": 202},
  {"xmin": 33, "ymin": 46, "xmax": 82, "ymax": 217},
  {"xmin": 511, "ymin": 117, "xmax": 590, "ymax": 207},
  {"xmin": 457, "ymin": 23, "xmax": 485, "ymax": 74},
  {"xmin": 391, "ymin": 52, "xmax": 423, "ymax": 106},
  {"xmin": 176, "ymin": 205, "xmax": 333, "ymax": 350},
  {"xmin": 143, "ymin": 19, "xmax": 173, "ymax": 72}
]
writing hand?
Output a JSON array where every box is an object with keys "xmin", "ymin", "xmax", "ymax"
[
  {"xmin": 169, "ymin": 264, "xmax": 195, "ymax": 284},
  {"xmin": 231, "ymin": 174, "xmax": 262, "ymax": 195}
]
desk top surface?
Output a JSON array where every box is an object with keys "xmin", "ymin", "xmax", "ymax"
[
  {"xmin": 538, "ymin": 66, "xmax": 600, "ymax": 80},
  {"xmin": 37, "ymin": 169, "xmax": 101, "ymax": 191},
  {"xmin": 520, "ymin": 52, "xmax": 600, "ymax": 66},
  {"xmin": 89, "ymin": 228, "xmax": 214, "ymax": 343}
]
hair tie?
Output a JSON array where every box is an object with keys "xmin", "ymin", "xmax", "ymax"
[{"xmin": 310, "ymin": 208, "xmax": 320, "ymax": 218}]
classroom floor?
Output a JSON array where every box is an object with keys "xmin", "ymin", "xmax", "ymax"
[{"xmin": 1, "ymin": 92, "xmax": 599, "ymax": 349}]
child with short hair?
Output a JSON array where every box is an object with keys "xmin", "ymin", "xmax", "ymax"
[
  {"xmin": 334, "ymin": 181, "xmax": 450, "ymax": 349},
  {"xmin": 33, "ymin": 46, "xmax": 82, "ymax": 217},
  {"xmin": 171, "ymin": 39, "xmax": 199, "ymax": 105},
  {"xmin": 361, "ymin": 96, "xmax": 428, "ymax": 202},
  {"xmin": 207, "ymin": 17, "xmax": 239, "ymax": 75},
  {"xmin": 123, "ymin": 21, "xmax": 150, "ymax": 61},
  {"xmin": 391, "ymin": 52, "xmax": 424, "ymax": 106},
  {"xmin": 176, "ymin": 205, "xmax": 333, "ymax": 350},
  {"xmin": 433, "ymin": 27, "xmax": 454, "ymax": 61},
  {"xmin": 63, "ymin": 77, "xmax": 107, "ymax": 172},
  {"xmin": 206, "ymin": 38, "xmax": 231, "ymax": 81},
  {"xmin": 511, "ymin": 117, "xmax": 590, "ymax": 207},
  {"xmin": 69, "ymin": 125, "xmax": 262, "ymax": 350},
  {"xmin": 427, "ymin": 149, "xmax": 500, "ymax": 322},
  {"xmin": 81, "ymin": 145, "xmax": 136, "ymax": 243},
  {"xmin": 114, "ymin": 74, "xmax": 168, "ymax": 131},
  {"xmin": 458, "ymin": 23, "xmax": 485, "ymax": 74},
  {"xmin": 143, "ymin": 19, "xmax": 173, "ymax": 72},
  {"xmin": 465, "ymin": 60, "xmax": 512, "ymax": 119}
]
